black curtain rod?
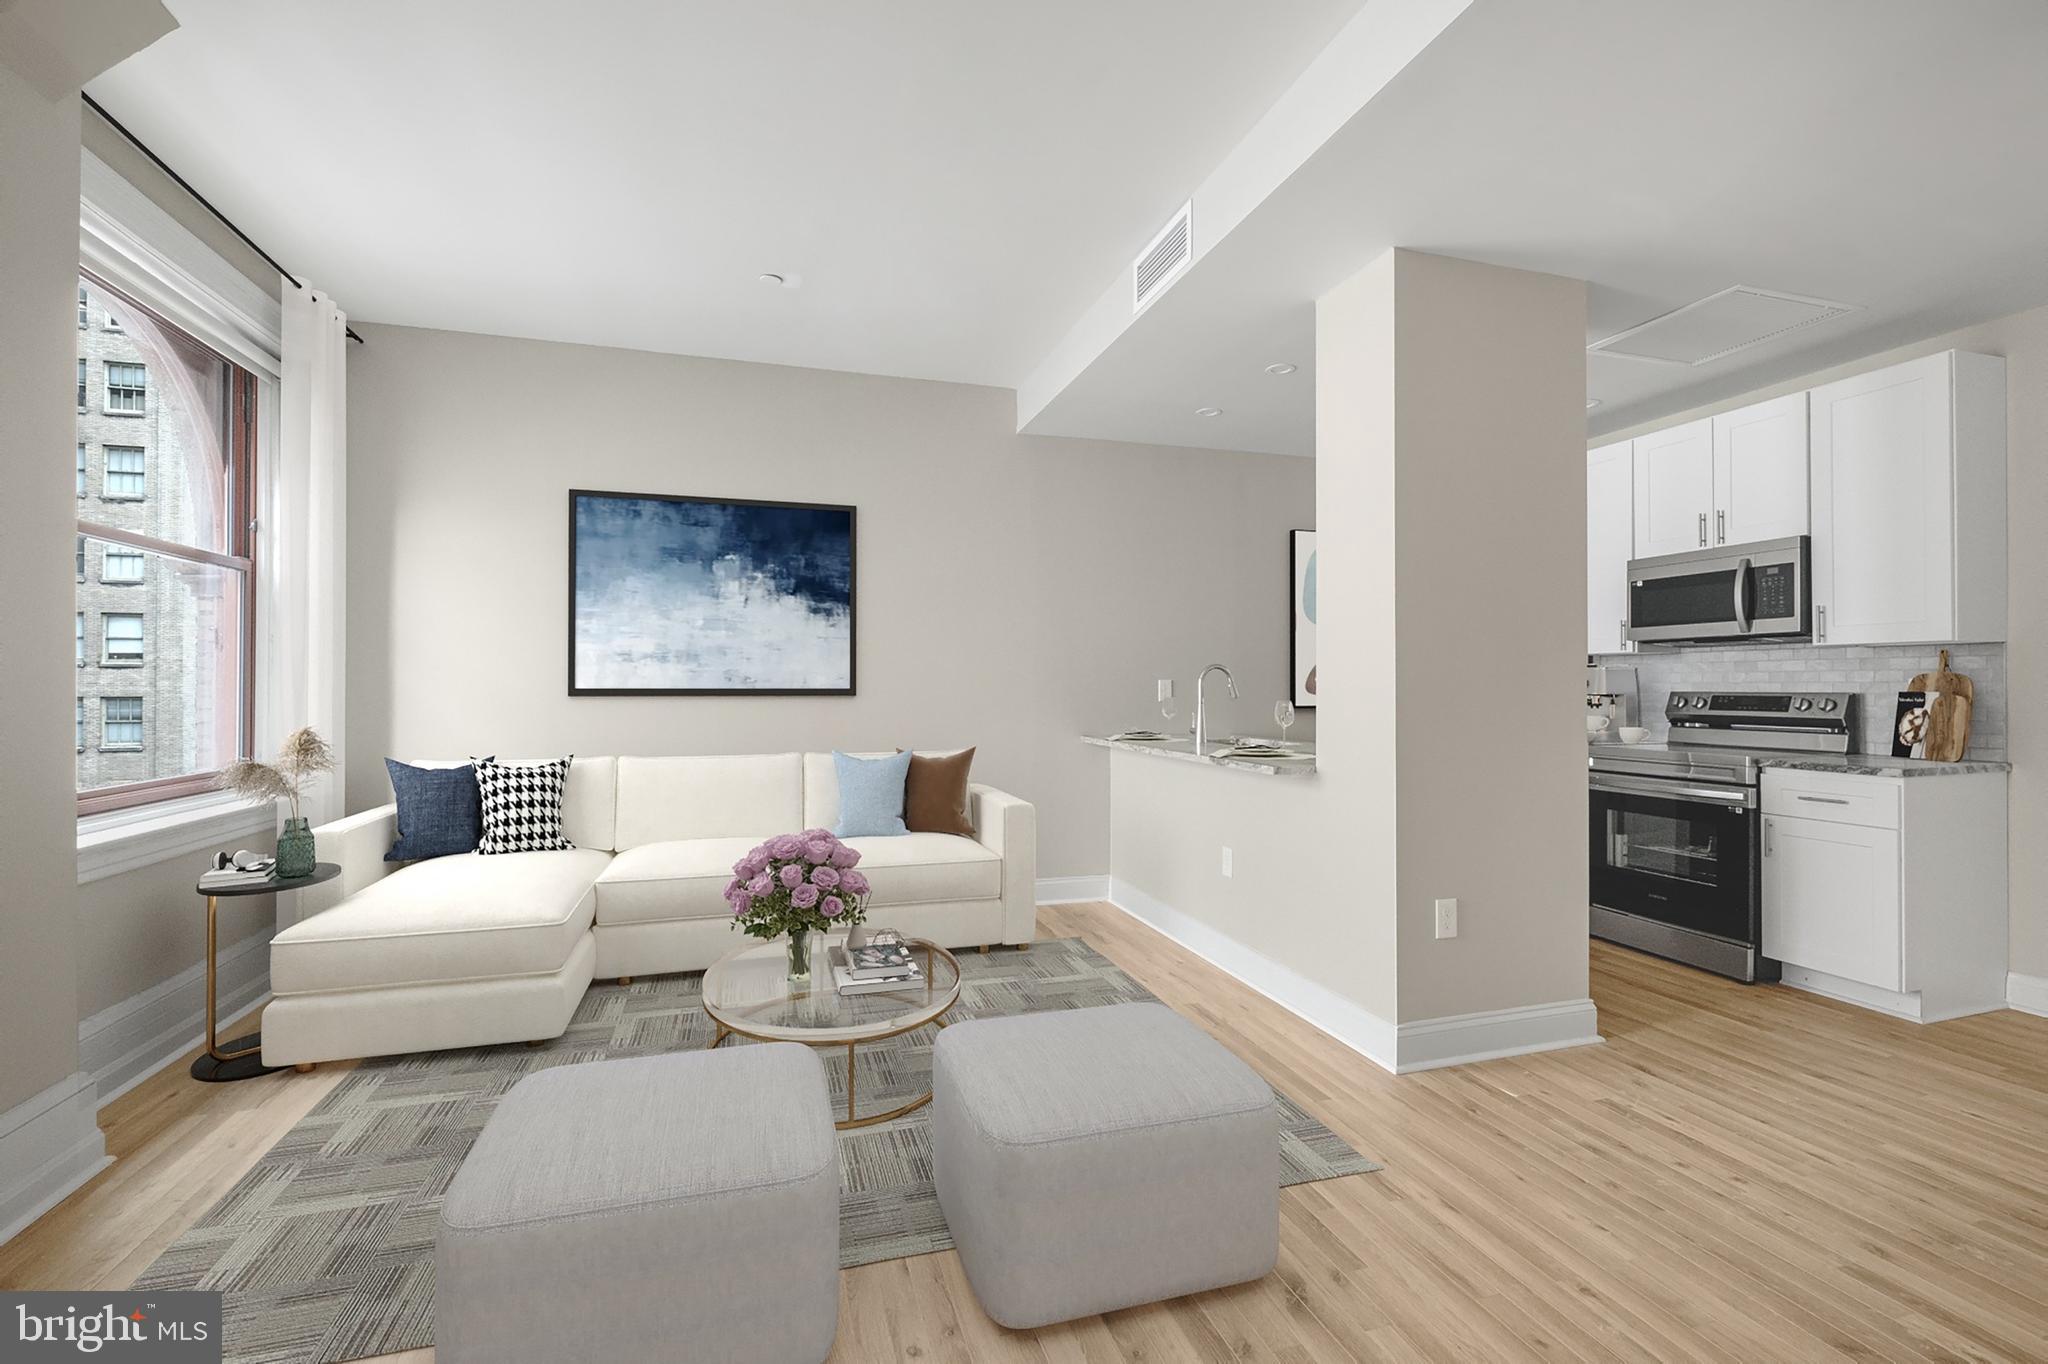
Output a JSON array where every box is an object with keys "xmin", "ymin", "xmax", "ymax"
[{"xmin": 82, "ymin": 92, "xmax": 365, "ymax": 345}]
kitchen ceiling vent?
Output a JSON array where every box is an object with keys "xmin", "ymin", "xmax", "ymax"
[
  {"xmin": 1588, "ymin": 286, "xmax": 1860, "ymax": 367},
  {"xmin": 1132, "ymin": 200, "xmax": 1193, "ymax": 312}
]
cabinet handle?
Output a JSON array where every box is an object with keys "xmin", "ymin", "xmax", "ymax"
[
  {"xmin": 1817, "ymin": 605, "xmax": 1827, "ymax": 642},
  {"xmin": 1796, "ymin": 795, "xmax": 1850, "ymax": 805},
  {"xmin": 1698, "ymin": 511, "xmax": 1708, "ymax": 546},
  {"xmin": 1765, "ymin": 818, "xmax": 1774, "ymax": 857},
  {"xmin": 1717, "ymin": 510, "xmax": 1726, "ymax": 544}
]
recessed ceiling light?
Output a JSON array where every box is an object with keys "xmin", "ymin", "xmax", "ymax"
[
  {"xmin": 1264, "ymin": 362, "xmax": 1297, "ymax": 376},
  {"xmin": 1194, "ymin": 406, "xmax": 1223, "ymax": 418},
  {"xmin": 1586, "ymin": 398, "xmax": 1602, "ymax": 409},
  {"xmin": 758, "ymin": 272, "xmax": 787, "ymax": 286}
]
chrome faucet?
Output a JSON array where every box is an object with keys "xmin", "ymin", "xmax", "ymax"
[{"xmin": 1193, "ymin": 663, "xmax": 1238, "ymax": 752}]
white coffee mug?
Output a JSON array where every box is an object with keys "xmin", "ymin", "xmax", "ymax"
[{"xmin": 1585, "ymin": 715, "xmax": 1611, "ymax": 735}]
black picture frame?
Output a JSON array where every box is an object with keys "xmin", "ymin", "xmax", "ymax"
[
  {"xmin": 567, "ymin": 488, "xmax": 857, "ymax": 697},
  {"xmin": 1290, "ymin": 528, "xmax": 1316, "ymax": 710}
]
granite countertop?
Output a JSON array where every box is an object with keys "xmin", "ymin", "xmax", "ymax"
[
  {"xmin": 1752, "ymin": 752, "xmax": 2010, "ymax": 778},
  {"xmin": 1083, "ymin": 734, "xmax": 1317, "ymax": 777}
]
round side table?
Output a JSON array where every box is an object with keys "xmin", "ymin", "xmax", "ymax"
[{"xmin": 190, "ymin": 862, "xmax": 340, "ymax": 1082}]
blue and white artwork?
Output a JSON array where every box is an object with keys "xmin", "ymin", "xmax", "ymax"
[{"xmin": 570, "ymin": 491, "xmax": 855, "ymax": 694}]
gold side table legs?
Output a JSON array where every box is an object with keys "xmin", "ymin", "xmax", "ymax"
[
  {"xmin": 189, "ymin": 893, "xmax": 285, "ymax": 1082},
  {"xmin": 706, "ymin": 1015, "xmax": 949, "ymax": 1130}
]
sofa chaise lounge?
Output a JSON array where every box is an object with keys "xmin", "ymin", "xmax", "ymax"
[{"xmin": 260, "ymin": 753, "xmax": 1036, "ymax": 1068}]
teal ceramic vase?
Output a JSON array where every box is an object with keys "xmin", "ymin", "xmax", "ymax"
[{"xmin": 275, "ymin": 817, "xmax": 316, "ymax": 880}]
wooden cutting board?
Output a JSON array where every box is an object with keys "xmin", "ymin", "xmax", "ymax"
[{"xmin": 1907, "ymin": 649, "xmax": 1974, "ymax": 762}]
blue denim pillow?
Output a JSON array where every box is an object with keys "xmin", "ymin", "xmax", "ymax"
[
  {"xmin": 832, "ymin": 750, "xmax": 911, "ymax": 838},
  {"xmin": 385, "ymin": 759, "xmax": 482, "ymax": 861}
]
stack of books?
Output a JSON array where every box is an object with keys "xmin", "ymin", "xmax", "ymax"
[
  {"xmin": 830, "ymin": 937, "xmax": 922, "ymax": 996},
  {"xmin": 199, "ymin": 856, "xmax": 276, "ymax": 891}
]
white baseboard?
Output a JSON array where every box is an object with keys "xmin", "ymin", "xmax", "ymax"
[
  {"xmin": 2009, "ymin": 972, "xmax": 2048, "ymax": 1019},
  {"xmin": 1106, "ymin": 879, "xmax": 1601, "ymax": 1073},
  {"xmin": 1393, "ymin": 999, "xmax": 1602, "ymax": 1073},
  {"xmin": 78, "ymin": 929, "xmax": 271, "ymax": 1108},
  {"xmin": 0, "ymin": 1071, "xmax": 110, "ymax": 1248},
  {"xmin": 1107, "ymin": 879, "xmax": 1399, "ymax": 1071},
  {"xmin": 1036, "ymin": 875, "xmax": 1109, "ymax": 905}
]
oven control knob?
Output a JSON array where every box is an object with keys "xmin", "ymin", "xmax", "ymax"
[
  {"xmin": 1793, "ymin": 698, "xmax": 1813, "ymax": 712},
  {"xmin": 1818, "ymin": 698, "xmax": 1838, "ymax": 712},
  {"xmin": 1671, "ymin": 696, "xmax": 1689, "ymax": 710},
  {"xmin": 1692, "ymin": 695, "xmax": 1710, "ymax": 710}
]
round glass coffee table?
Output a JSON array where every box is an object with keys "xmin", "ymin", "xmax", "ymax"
[{"xmin": 701, "ymin": 934, "xmax": 961, "ymax": 1129}]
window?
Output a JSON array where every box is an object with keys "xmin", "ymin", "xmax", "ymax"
[
  {"xmin": 102, "ymin": 547, "xmax": 144, "ymax": 583},
  {"xmin": 76, "ymin": 699, "xmax": 85, "ymax": 752},
  {"xmin": 102, "ymin": 612, "xmax": 144, "ymax": 663},
  {"xmin": 77, "ymin": 358, "xmax": 87, "ymax": 410},
  {"xmin": 102, "ymin": 697, "xmax": 143, "ymax": 749},
  {"xmin": 78, "ymin": 284, "xmax": 88, "ymax": 329},
  {"xmin": 104, "ymin": 362, "xmax": 146, "ymax": 414},
  {"xmin": 103, "ymin": 446, "xmax": 146, "ymax": 499},
  {"xmin": 75, "ymin": 270, "xmax": 259, "ymax": 812},
  {"xmin": 105, "ymin": 310, "xmax": 122, "ymax": 332},
  {"xmin": 76, "ymin": 442, "xmax": 86, "ymax": 497}
]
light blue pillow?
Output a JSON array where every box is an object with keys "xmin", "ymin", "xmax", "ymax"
[{"xmin": 833, "ymin": 750, "xmax": 912, "ymax": 838}]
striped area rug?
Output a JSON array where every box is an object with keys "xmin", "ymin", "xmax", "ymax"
[{"xmin": 136, "ymin": 936, "xmax": 1381, "ymax": 1364}]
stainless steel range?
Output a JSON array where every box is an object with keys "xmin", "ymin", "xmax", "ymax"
[{"xmin": 1588, "ymin": 690, "xmax": 1855, "ymax": 982}]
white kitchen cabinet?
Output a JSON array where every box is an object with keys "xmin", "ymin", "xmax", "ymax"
[
  {"xmin": 1631, "ymin": 418, "xmax": 1714, "ymax": 557},
  {"xmin": 1586, "ymin": 440, "xmax": 1633, "ymax": 655},
  {"xmin": 1809, "ymin": 350, "xmax": 2007, "ymax": 646},
  {"xmin": 1712, "ymin": 392, "xmax": 1808, "ymax": 545},
  {"xmin": 1760, "ymin": 767, "xmax": 2007, "ymax": 1022},
  {"xmin": 1762, "ymin": 811, "xmax": 1901, "ymax": 991}
]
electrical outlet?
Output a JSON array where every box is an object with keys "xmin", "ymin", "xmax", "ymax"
[
  {"xmin": 1157, "ymin": 679, "xmax": 1175, "ymax": 702},
  {"xmin": 1220, "ymin": 846, "xmax": 1233, "ymax": 878},
  {"xmin": 1434, "ymin": 898, "xmax": 1459, "ymax": 939}
]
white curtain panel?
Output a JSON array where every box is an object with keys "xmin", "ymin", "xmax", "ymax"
[{"xmin": 272, "ymin": 286, "xmax": 348, "ymax": 826}]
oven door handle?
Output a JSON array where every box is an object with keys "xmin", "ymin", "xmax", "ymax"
[
  {"xmin": 1589, "ymin": 773, "xmax": 1757, "ymax": 809},
  {"xmin": 1732, "ymin": 557, "xmax": 1752, "ymax": 633}
]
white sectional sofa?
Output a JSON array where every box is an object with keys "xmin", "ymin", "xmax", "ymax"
[{"xmin": 260, "ymin": 754, "xmax": 1036, "ymax": 1068}]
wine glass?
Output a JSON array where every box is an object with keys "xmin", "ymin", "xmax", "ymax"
[{"xmin": 1274, "ymin": 700, "xmax": 1296, "ymax": 746}]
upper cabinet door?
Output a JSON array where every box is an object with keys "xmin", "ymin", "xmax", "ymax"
[
  {"xmin": 1810, "ymin": 353, "xmax": 1957, "ymax": 646},
  {"xmin": 1587, "ymin": 440, "xmax": 1633, "ymax": 655},
  {"xmin": 1631, "ymin": 417, "xmax": 1714, "ymax": 558},
  {"xmin": 1712, "ymin": 392, "xmax": 1808, "ymax": 545}
]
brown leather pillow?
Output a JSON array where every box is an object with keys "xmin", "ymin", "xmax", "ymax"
[{"xmin": 899, "ymin": 747, "xmax": 977, "ymax": 837}]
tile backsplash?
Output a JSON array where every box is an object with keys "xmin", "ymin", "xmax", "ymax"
[{"xmin": 1589, "ymin": 641, "xmax": 2007, "ymax": 761}]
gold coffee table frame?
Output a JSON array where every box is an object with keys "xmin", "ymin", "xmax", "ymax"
[{"xmin": 703, "ymin": 936, "xmax": 960, "ymax": 1130}]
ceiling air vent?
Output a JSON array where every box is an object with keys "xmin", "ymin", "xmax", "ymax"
[
  {"xmin": 1132, "ymin": 200, "xmax": 1193, "ymax": 313},
  {"xmin": 1588, "ymin": 286, "xmax": 1860, "ymax": 367}
]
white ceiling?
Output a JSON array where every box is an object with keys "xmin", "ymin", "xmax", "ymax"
[
  {"xmin": 87, "ymin": 0, "xmax": 1362, "ymax": 388},
  {"xmin": 1022, "ymin": 0, "xmax": 2048, "ymax": 454}
]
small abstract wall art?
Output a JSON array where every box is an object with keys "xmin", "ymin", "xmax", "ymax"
[
  {"xmin": 569, "ymin": 490, "xmax": 855, "ymax": 695},
  {"xmin": 1291, "ymin": 529, "xmax": 1317, "ymax": 708}
]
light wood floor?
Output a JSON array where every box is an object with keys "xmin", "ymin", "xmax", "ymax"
[{"xmin": 8, "ymin": 902, "xmax": 2048, "ymax": 1362}]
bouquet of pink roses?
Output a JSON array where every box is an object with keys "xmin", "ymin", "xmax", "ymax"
[{"xmin": 725, "ymin": 828, "xmax": 873, "ymax": 945}]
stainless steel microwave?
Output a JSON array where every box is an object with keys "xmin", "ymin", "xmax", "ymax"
[{"xmin": 1625, "ymin": 536, "xmax": 1809, "ymax": 645}]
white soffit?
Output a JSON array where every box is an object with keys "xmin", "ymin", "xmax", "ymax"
[{"xmin": 1588, "ymin": 287, "xmax": 1859, "ymax": 368}]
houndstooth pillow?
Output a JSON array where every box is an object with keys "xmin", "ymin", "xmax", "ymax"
[{"xmin": 472, "ymin": 756, "xmax": 576, "ymax": 854}]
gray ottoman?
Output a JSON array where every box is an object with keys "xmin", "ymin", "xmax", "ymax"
[
  {"xmin": 932, "ymin": 1002, "xmax": 1278, "ymax": 1328},
  {"xmin": 436, "ymin": 1044, "xmax": 839, "ymax": 1364}
]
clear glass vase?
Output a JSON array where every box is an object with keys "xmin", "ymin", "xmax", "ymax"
[
  {"xmin": 785, "ymin": 929, "xmax": 814, "ymax": 983},
  {"xmin": 275, "ymin": 816, "xmax": 316, "ymax": 879}
]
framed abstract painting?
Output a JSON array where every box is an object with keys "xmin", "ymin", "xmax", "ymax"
[
  {"xmin": 1291, "ymin": 529, "xmax": 1316, "ymax": 708},
  {"xmin": 568, "ymin": 489, "xmax": 856, "ymax": 695}
]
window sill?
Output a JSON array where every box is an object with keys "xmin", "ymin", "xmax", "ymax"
[
  {"xmin": 100, "ymin": 659, "xmax": 143, "ymax": 668},
  {"xmin": 97, "ymin": 745, "xmax": 143, "ymax": 753},
  {"xmin": 79, "ymin": 791, "xmax": 274, "ymax": 885},
  {"xmin": 100, "ymin": 408, "xmax": 145, "ymax": 418},
  {"xmin": 98, "ymin": 496, "xmax": 146, "ymax": 504}
]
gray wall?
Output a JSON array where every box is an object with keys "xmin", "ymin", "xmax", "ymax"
[
  {"xmin": 1597, "ymin": 302, "xmax": 2048, "ymax": 982},
  {"xmin": 0, "ymin": 62, "xmax": 89, "ymax": 1111},
  {"xmin": 344, "ymin": 323, "xmax": 1314, "ymax": 880}
]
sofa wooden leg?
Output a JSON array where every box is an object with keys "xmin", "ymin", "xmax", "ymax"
[
  {"xmin": 618, "ymin": 976, "xmax": 633, "ymax": 986},
  {"xmin": 525, "ymin": 1039, "xmax": 547, "ymax": 1048},
  {"xmin": 293, "ymin": 1062, "xmax": 315, "ymax": 1074},
  {"xmin": 1014, "ymin": 942, "xmax": 1031, "ymax": 951},
  {"xmin": 978, "ymin": 944, "xmax": 991, "ymax": 954}
]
